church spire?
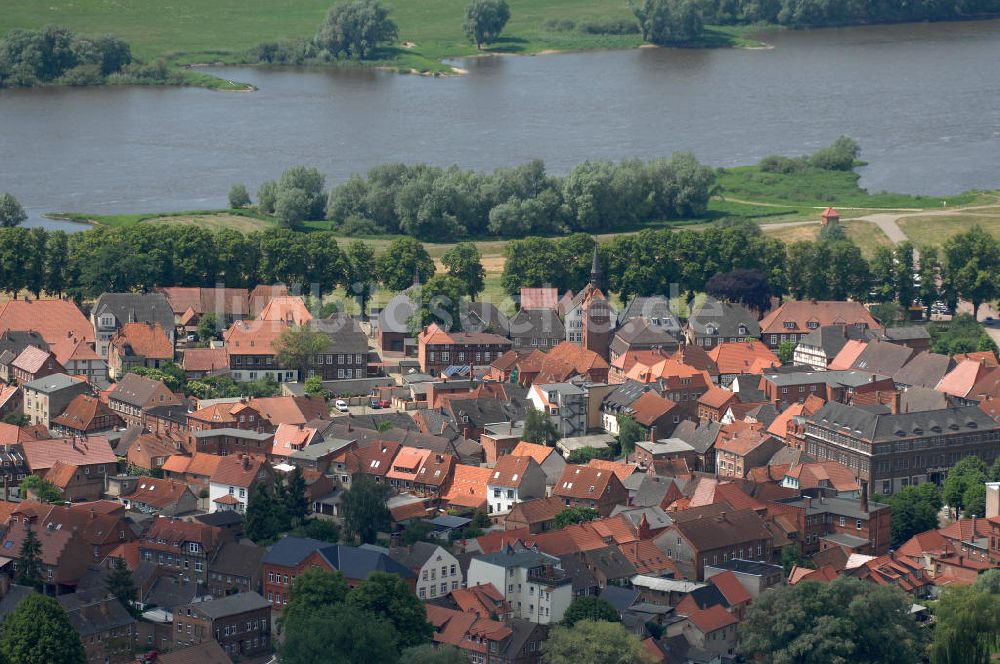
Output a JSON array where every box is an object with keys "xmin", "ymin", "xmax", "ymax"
[{"xmin": 590, "ymin": 245, "xmax": 601, "ymax": 289}]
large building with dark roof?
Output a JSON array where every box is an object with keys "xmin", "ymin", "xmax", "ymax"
[{"xmin": 803, "ymin": 401, "xmax": 1000, "ymax": 494}]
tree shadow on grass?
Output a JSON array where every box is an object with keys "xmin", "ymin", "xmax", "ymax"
[{"xmin": 480, "ymin": 36, "xmax": 529, "ymax": 54}]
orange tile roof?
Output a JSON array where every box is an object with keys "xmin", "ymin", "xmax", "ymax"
[
  {"xmin": 936, "ymin": 359, "xmax": 992, "ymax": 398},
  {"xmin": 0, "ymin": 299, "xmax": 93, "ymax": 346},
  {"xmin": 619, "ymin": 540, "xmax": 677, "ymax": 576},
  {"xmin": 162, "ymin": 452, "xmax": 223, "ymax": 477},
  {"xmin": 473, "ymin": 527, "xmax": 530, "ymax": 554},
  {"xmin": 22, "ymin": 436, "xmax": 117, "ymax": 472},
  {"xmin": 622, "ymin": 354, "xmax": 713, "ymax": 387},
  {"xmin": 590, "ymin": 514, "xmax": 638, "ymax": 544},
  {"xmin": 537, "ymin": 342, "xmax": 609, "ymax": 381},
  {"xmin": 759, "ymin": 300, "xmax": 880, "ymax": 336},
  {"xmin": 128, "ymin": 477, "xmax": 193, "ymax": 509},
  {"xmin": 443, "ymin": 464, "xmax": 491, "ymax": 509},
  {"xmin": 259, "ymin": 296, "xmax": 313, "ymax": 326},
  {"xmin": 188, "ymin": 402, "xmax": 238, "ymax": 424},
  {"xmin": 767, "ymin": 402, "xmax": 805, "ymax": 439},
  {"xmin": 553, "ymin": 465, "xmax": 620, "ymax": 500},
  {"xmin": 527, "ymin": 523, "xmax": 607, "ymax": 556},
  {"xmin": 828, "ymin": 340, "xmax": 868, "ymax": 370},
  {"xmin": 451, "ymin": 583, "xmax": 511, "ymax": 619},
  {"xmin": 249, "ymin": 396, "xmax": 330, "ymax": 426},
  {"xmin": 51, "ymin": 394, "xmax": 120, "ymax": 431},
  {"xmin": 506, "ymin": 496, "xmax": 564, "ymax": 525},
  {"xmin": 587, "ymin": 459, "xmax": 638, "ymax": 483},
  {"xmin": 709, "ymin": 570, "xmax": 752, "ymax": 606},
  {"xmin": 419, "ymin": 323, "xmax": 511, "ymax": 347},
  {"xmin": 182, "ymin": 347, "xmax": 230, "ymax": 373},
  {"xmin": 510, "ymin": 441, "xmax": 556, "ymax": 465},
  {"xmin": 699, "ymin": 386, "xmax": 737, "ymax": 410},
  {"xmin": 386, "ymin": 446, "xmax": 432, "ymax": 482},
  {"xmin": 224, "ymin": 319, "xmax": 289, "ymax": 357},
  {"xmin": 112, "ymin": 322, "xmax": 173, "ymax": 360},
  {"xmin": 954, "ymin": 351, "xmax": 998, "ymax": 367},
  {"xmin": 785, "ymin": 461, "xmax": 859, "ymax": 492},
  {"xmin": 271, "ymin": 423, "xmax": 318, "ymax": 458},
  {"xmin": 686, "ymin": 604, "xmax": 738, "ymax": 633},
  {"xmin": 789, "ymin": 565, "xmax": 838, "ymax": 585},
  {"xmin": 210, "ymin": 455, "xmax": 267, "ymax": 487},
  {"xmin": 519, "ymin": 288, "xmax": 559, "ymax": 310},
  {"xmin": 488, "ymin": 455, "xmax": 533, "ymax": 488},
  {"xmin": 45, "ymin": 461, "xmax": 79, "ymax": 489},
  {"xmin": 897, "ymin": 529, "xmax": 951, "ymax": 560},
  {"xmin": 707, "ymin": 341, "xmax": 780, "ymax": 376},
  {"xmin": 715, "ymin": 429, "xmax": 775, "ymax": 457},
  {"xmin": 627, "ymin": 391, "xmax": 678, "ymax": 426},
  {"xmin": 12, "ymin": 345, "xmax": 56, "ymax": 374}
]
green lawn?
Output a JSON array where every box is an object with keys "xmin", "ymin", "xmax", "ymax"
[
  {"xmin": 716, "ymin": 165, "xmax": 983, "ymax": 210},
  {"xmin": 0, "ymin": 0, "xmax": 763, "ymax": 77},
  {"xmin": 897, "ymin": 213, "xmax": 1000, "ymax": 247}
]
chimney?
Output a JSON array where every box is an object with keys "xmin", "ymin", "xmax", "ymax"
[{"xmin": 805, "ymin": 496, "xmax": 812, "ymax": 509}]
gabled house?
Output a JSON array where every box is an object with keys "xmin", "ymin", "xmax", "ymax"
[
  {"xmin": 707, "ymin": 341, "xmax": 780, "ymax": 387},
  {"xmin": 107, "ymin": 322, "xmax": 174, "ymax": 381},
  {"xmin": 50, "ymin": 393, "xmax": 123, "ymax": 437},
  {"xmin": 208, "ymin": 455, "xmax": 272, "ymax": 514},
  {"xmin": 108, "ymin": 373, "xmax": 183, "ymax": 428},
  {"xmin": 793, "ymin": 324, "xmax": 869, "ymax": 370},
  {"xmin": 172, "ymin": 592, "xmax": 272, "ymax": 659},
  {"xmin": 0, "ymin": 330, "xmax": 48, "ymax": 383},
  {"xmin": 504, "ymin": 496, "xmax": 565, "ymax": 534},
  {"xmin": 358, "ymin": 440, "xmax": 402, "ymax": 484},
  {"xmin": 11, "ymin": 345, "xmax": 64, "ymax": 385},
  {"xmin": 510, "ymin": 441, "xmax": 566, "ymax": 487},
  {"xmin": 259, "ymin": 296, "xmax": 312, "ymax": 326},
  {"xmin": 305, "ymin": 316, "xmax": 370, "ymax": 380},
  {"xmin": 508, "ymin": 309, "xmax": 564, "ymax": 351},
  {"xmin": 138, "ymin": 517, "xmax": 226, "ymax": 585},
  {"xmin": 610, "ymin": 318, "xmax": 680, "ymax": 365},
  {"xmin": 386, "ymin": 445, "xmax": 431, "ymax": 492},
  {"xmin": 655, "ymin": 505, "xmax": 773, "ymax": 580},
  {"xmin": 418, "ymin": 324, "xmax": 512, "ymax": 376},
  {"xmin": 426, "ymin": 605, "xmax": 547, "ymax": 664},
  {"xmin": 528, "ymin": 383, "xmax": 587, "ymax": 438},
  {"xmin": 759, "ymin": 300, "xmax": 881, "ymax": 350},
  {"xmin": 91, "ymin": 292, "xmax": 175, "ymax": 358},
  {"xmin": 467, "ymin": 545, "xmax": 574, "ymax": 624},
  {"xmin": 127, "ymin": 432, "xmax": 181, "ymax": 472},
  {"xmin": 156, "ymin": 286, "xmax": 250, "ymax": 327},
  {"xmin": 486, "ymin": 455, "xmax": 547, "ymax": 518},
  {"xmin": 412, "ymin": 452, "xmax": 456, "ymax": 498},
  {"xmin": 120, "ymin": 476, "xmax": 199, "ymax": 516},
  {"xmin": 390, "ymin": 541, "xmax": 463, "ymax": 600},
  {"xmin": 552, "ymin": 465, "xmax": 628, "ymax": 517},
  {"xmin": 22, "ymin": 435, "xmax": 118, "ymax": 501},
  {"xmin": 686, "ymin": 300, "xmax": 760, "ymax": 351},
  {"xmin": 224, "ymin": 320, "xmax": 296, "ymax": 383}
]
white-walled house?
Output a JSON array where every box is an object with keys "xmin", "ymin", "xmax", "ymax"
[
  {"xmin": 390, "ymin": 541, "xmax": 463, "ymax": 601},
  {"xmin": 485, "ymin": 455, "xmax": 547, "ymax": 517},
  {"xmin": 207, "ymin": 455, "xmax": 271, "ymax": 514},
  {"xmin": 467, "ymin": 546, "xmax": 573, "ymax": 624}
]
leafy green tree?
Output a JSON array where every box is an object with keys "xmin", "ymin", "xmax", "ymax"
[
  {"xmin": 562, "ymin": 596, "xmax": 621, "ymax": 627},
  {"xmin": 941, "ymin": 226, "xmax": 1000, "ymax": 318},
  {"xmin": 16, "ymin": 523, "xmax": 43, "ymax": 591},
  {"xmin": 931, "ymin": 570, "xmax": 1000, "ymax": 664},
  {"xmin": 470, "ymin": 508, "xmax": 491, "ymax": 529},
  {"xmin": 346, "ymin": 572, "xmax": 433, "ymax": 648},
  {"xmin": 776, "ymin": 340, "xmax": 796, "ymax": 364},
  {"xmin": 870, "ymin": 301, "xmax": 906, "ymax": 327},
  {"xmin": 128, "ymin": 363, "xmax": 186, "ymax": 393},
  {"xmin": 543, "ymin": 619, "xmax": 652, "ymax": 664},
  {"xmin": 441, "ymin": 241, "xmax": 486, "ymax": 300},
  {"xmin": 282, "ymin": 567, "xmax": 349, "ymax": 626},
  {"xmin": 522, "ymin": 407, "xmax": 559, "ymax": 446},
  {"xmin": 316, "ymin": 0, "xmax": 399, "ymax": 60},
  {"xmin": 1, "ymin": 412, "xmax": 29, "ymax": 426},
  {"xmin": 341, "ymin": 475, "xmax": 390, "ymax": 544},
  {"xmin": 809, "ymin": 136, "xmax": 861, "ymax": 171},
  {"xmin": 274, "ymin": 323, "xmax": 330, "ymax": 380},
  {"xmin": 929, "ymin": 314, "xmax": 997, "ymax": 355},
  {"xmin": 617, "ymin": 413, "xmax": 644, "ymax": 457},
  {"xmin": 401, "ymin": 519, "xmax": 437, "ymax": 546},
  {"xmin": 780, "ymin": 546, "xmax": 814, "ymax": 575},
  {"xmin": 408, "ymin": 274, "xmax": 466, "ymax": 335},
  {"xmin": 280, "ymin": 603, "xmax": 399, "ymax": 664},
  {"xmin": 303, "ymin": 375, "xmax": 325, "ymax": 397},
  {"xmin": 501, "ymin": 236, "xmax": 565, "ymax": 295},
  {"xmin": 343, "ymin": 240, "xmax": 378, "ymax": 318},
  {"xmin": 244, "ymin": 481, "xmax": 288, "ymax": 544},
  {"xmin": 464, "ymin": 0, "xmax": 511, "ymax": 48},
  {"xmin": 0, "ymin": 593, "xmax": 86, "ymax": 664},
  {"xmin": 917, "ymin": 245, "xmax": 941, "ymax": 307},
  {"xmin": 282, "ymin": 466, "xmax": 310, "ymax": 525},
  {"xmin": 20, "ymin": 475, "xmax": 62, "ymax": 504},
  {"xmin": 555, "ymin": 506, "xmax": 599, "ymax": 529},
  {"xmin": 992, "ymin": 456, "xmax": 1000, "ymax": 482},
  {"xmin": 275, "ymin": 187, "xmax": 312, "ymax": 229},
  {"xmin": 228, "ymin": 183, "xmax": 251, "ymax": 208},
  {"xmin": 43, "ymin": 230, "xmax": 70, "ymax": 297},
  {"xmin": 291, "ymin": 518, "xmax": 341, "ymax": 544},
  {"xmin": 106, "ymin": 557, "xmax": 138, "ymax": 617},
  {"xmin": 257, "ymin": 180, "xmax": 278, "ymax": 213},
  {"xmin": 24, "ymin": 228, "xmax": 46, "ymax": 297},
  {"xmin": 705, "ymin": 268, "xmax": 772, "ymax": 314},
  {"xmin": 304, "ymin": 231, "xmax": 346, "ymax": 296},
  {"xmin": 0, "ymin": 193, "xmax": 28, "ymax": 227},
  {"xmin": 631, "ymin": 0, "xmax": 705, "ymax": 45},
  {"xmin": 875, "ymin": 482, "xmax": 943, "ymax": 546},
  {"xmin": 196, "ymin": 312, "xmax": 219, "ymax": 341},
  {"xmin": 739, "ymin": 576, "xmax": 925, "ymax": 664},
  {"xmin": 943, "ymin": 456, "xmax": 988, "ymax": 516},
  {"xmin": 377, "ymin": 236, "xmax": 435, "ymax": 292},
  {"xmin": 567, "ymin": 446, "xmax": 616, "ymax": 464},
  {"xmin": 400, "ymin": 644, "xmax": 469, "ymax": 664}
]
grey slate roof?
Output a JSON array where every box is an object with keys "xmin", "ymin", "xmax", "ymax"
[
  {"xmin": 618, "ymin": 296, "xmax": 682, "ymax": 333},
  {"xmin": 900, "ymin": 387, "xmax": 951, "ymax": 413},
  {"xmin": 263, "ymin": 536, "xmax": 329, "ymax": 566},
  {"xmin": 93, "ymin": 292, "xmax": 174, "ymax": 333},
  {"xmin": 850, "ymin": 341, "xmax": 915, "ymax": 376},
  {"xmin": 508, "ymin": 309, "xmax": 563, "ymax": 340},
  {"xmin": 893, "ymin": 351, "xmax": 955, "ymax": 389},
  {"xmin": 477, "ymin": 547, "xmax": 560, "ymax": 570},
  {"xmin": 262, "ymin": 536, "xmax": 415, "ymax": 580},
  {"xmin": 109, "ymin": 372, "xmax": 166, "ymax": 407},
  {"xmin": 389, "ymin": 541, "xmax": 443, "ymax": 570},
  {"xmin": 146, "ymin": 575, "xmax": 202, "ymax": 610},
  {"xmin": 461, "ymin": 302, "xmax": 512, "ymax": 337},
  {"xmin": 377, "ymin": 288, "xmax": 418, "ymax": 335},
  {"xmin": 313, "ymin": 315, "xmax": 369, "ymax": 354},
  {"xmin": 211, "ymin": 541, "xmax": 264, "ymax": 579},
  {"xmin": 797, "ymin": 324, "xmax": 867, "ymax": 356},
  {"xmin": 879, "ymin": 325, "xmax": 931, "ymax": 342},
  {"xmin": 671, "ymin": 420, "xmax": 722, "ymax": 455},
  {"xmin": 602, "ymin": 380, "xmax": 654, "ymax": 411},
  {"xmin": 0, "ymin": 585, "xmax": 32, "ymax": 622},
  {"xmin": 0, "ymin": 330, "xmax": 48, "ymax": 359},
  {"xmin": 632, "ymin": 476, "xmax": 684, "ymax": 508},
  {"xmin": 191, "ymin": 591, "xmax": 270, "ymax": 618},
  {"xmin": 58, "ymin": 593, "xmax": 135, "ymax": 637},
  {"xmin": 23, "ymin": 372, "xmax": 84, "ymax": 393},
  {"xmin": 610, "ymin": 318, "xmax": 680, "ymax": 357},
  {"xmin": 808, "ymin": 401, "xmax": 998, "ymax": 444},
  {"xmin": 599, "ymin": 585, "xmax": 641, "ymax": 612},
  {"xmin": 688, "ymin": 300, "xmax": 760, "ymax": 338},
  {"xmin": 761, "ymin": 369, "xmax": 884, "ymax": 388}
]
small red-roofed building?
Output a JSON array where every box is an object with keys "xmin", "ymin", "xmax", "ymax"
[
  {"xmin": 181, "ymin": 347, "xmax": 230, "ymax": 379},
  {"xmin": 11, "ymin": 345, "xmax": 64, "ymax": 385},
  {"xmin": 450, "ymin": 583, "xmax": 513, "ymax": 621},
  {"xmin": 707, "ymin": 341, "xmax": 780, "ymax": 387},
  {"xmin": 259, "ymin": 296, "xmax": 312, "ymax": 326},
  {"xmin": 535, "ymin": 341, "xmax": 610, "ymax": 384},
  {"xmin": 412, "ymin": 452, "xmax": 456, "ymax": 498},
  {"xmin": 139, "ymin": 517, "xmax": 226, "ymax": 585},
  {"xmin": 127, "ymin": 432, "xmax": 182, "ymax": 472},
  {"xmin": 443, "ymin": 464, "xmax": 492, "ymax": 513},
  {"xmin": 269, "ymin": 423, "xmax": 318, "ymax": 461},
  {"xmin": 936, "ymin": 358, "xmax": 994, "ymax": 401},
  {"xmin": 505, "ymin": 496, "xmax": 565, "ymax": 534},
  {"xmin": 715, "ymin": 429, "xmax": 783, "ymax": 479},
  {"xmin": 22, "ymin": 435, "xmax": 117, "ymax": 500},
  {"xmin": 386, "ymin": 446, "xmax": 432, "ymax": 492},
  {"xmin": 706, "ymin": 569, "xmax": 752, "ymax": 619},
  {"xmin": 162, "ymin": 452, "xmax": 224, "ymax": 498},
  {"xmin": 781, "ymin": 460, "xmax": 860, "ymax": 497},
  {"xmin": 552, "ymin": 464, "xmax": 627, "ymax": 517},
  {"xmin": 510, "ymin": 441, "xmax": 566, "ymax": 486},
  {"xmin": 698, "ymin": 387, "xmax": 738, "ymax": 423},
  {"xmin": 358, "ymin": 440, "xmax": 402, "ymax": 485},
  {"xmin": 121, "ymin": 476, "xmax": 199, "ymax": 516},
  {"xmin": 682, "ymin": 604, "xmax": 738, "ymax": 657},
  {"xmin": 224, "ymin": 319, "xmax": 296, "ymax": 383}
]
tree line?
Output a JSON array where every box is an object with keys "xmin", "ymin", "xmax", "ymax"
[
  {"xmin": 0, "ymin": 24, "xmax": 176, "ymax": 89},
  {"xmin": 234, "ymin": 154, "xmax": 715, "ymax": 239}
]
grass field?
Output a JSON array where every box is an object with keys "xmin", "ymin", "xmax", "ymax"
[
  {"xmin": 760, "ymin": 219, "xmax": 892, "ymax": 258},
  {"xmin": 897, "ymin": 213, "xmax": 1000, "ymax": 246},
  {"xmin": 0, "ymin": 0, "xmax": 763, "ymax": 78}
]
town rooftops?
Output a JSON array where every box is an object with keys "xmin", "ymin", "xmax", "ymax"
[
  {"xmin": 419, "ymin": 323, "xmax": 511, "ymax": 347},
  {"xmin": 22, "ymin": 435, "xmax": 117, "ymax": 471},
  {"xmin": 112, "ymin": 322, "xmax": 173, "ymax": 360},
  {"xmin": 12, "ymin": 345, "xmax": 56, "ymax": 374},
  {"xmin": 51, "ymin": 394, "xmax": 119, "ymax": 431},
  {"xmin": 554, "ymin": 464, "xmax": 620, "ymax": 499},
  {"xmin": 688, "ymin": 300, "xmax": 760, "ymax": 338},
  {"xmin": 0, "ymin": 298, "xmax": 94, "ymax": 346},
  {"xmin": 224, "ymin": 319, "xmax": 288, "ymax": 357},
  {"xmin": 519, "ymin": 288, "xmax": 559, "ymax": 311},
  {"xmin": 759, "ymin": 300, "xmax": 881, "ymax": 335},
  {"xmin": 636, "ymin": 438, "xmax": 695, "ymax": 456},
  {"xmin": 181, "ymin": 347, "xmax": 230, "ymax": 373},
  {"xmin": 108, "ymin": 373, "xmax": 169, "ymax": 407},
  {"xmin": 761, "ymin": 369, "xmax": 884, "ymax": 388},
  {"xmin": 705, "ymin": 558, "xmax": 783, "ymax": 577},
  {"xmin": 488, "ymin": 455, "xmax": 535, "ymax": 488},
  {"xmin": 23, "ymin": 372, "xmax": 85, "ymax": 394}
]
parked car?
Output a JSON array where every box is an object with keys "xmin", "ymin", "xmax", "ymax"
[
  {"xmin": 369, "ymin": 399, "xmax": 382, "ymax": 409},
  {"xmin": 186, "ymin": 333, "xmax": 197, "ymax": 342},
  {"xmin": 986, "ymin": 317, "xmax": 995, "ymax": 326},
  {"xmin": 334, "ymin": 400, "xmax": 349, "ymax": 413},
  {"xmin": 378, "ymin": 399, "xmax": 391, "ymax": 408}
]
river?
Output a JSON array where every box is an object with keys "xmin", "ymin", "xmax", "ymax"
[{"xmin": 2, "ymin": 19, "xmax": 1000, "ymax": 230}]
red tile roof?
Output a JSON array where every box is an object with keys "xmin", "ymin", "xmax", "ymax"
[
  {"xmin": 759, "ymin": 301, "xmax": 881, "ymax": 336},
  {"xmin": 182, "ymin": 347, "xmax": 230, "ymax": 373},
  {"xmin": 519, "ymin": 288, "xmax": 559, "ymax": 311},
  {"xmin": 443, "ymin": 464, "xmax": 491, "ymax": 509},
  {"xmin": 128, "ymin": 477, "xmax": 193, "ymax": 509},
  {"xmin": 112, "ymin": 322, "xmax": 173, "ymax": 360},
  {"xmin": 537, "ymin": 342, "xmax": 609, "ymax": 382},
  {"xmin": 360, "ymin": 441, "xmax": 402, "ymax": 478},
  {"xmin": 707, "ymin": 341, "xmax": 780, "ymax": 376},
  {"xmin": 386, "ymin": 446, "xmax": 431, "ymax": 482},
  {"xmin": 553, "ymin": 464, "xmax": 620, "ymax": 500},
  {"xmin": 419, "ymin": 323, "xmax": 511, "ymax": 347},
  {"xmin": 686, "ymin": 604, "xmax": 738, "ymax": 633},
  {"xmin": 45, "ymin": 461, "xmax": 79, "ymax": 489},
  {"xmin": 249, "ymin": 396, "xmax": 330, "ymax": 426},
  {"xmin": 828, "ymin": 340, "xmax": 869, "ymax": 371},
  {"xmin": 699, "ymin": 387, "xmax": 737, "ymax": 410},
  {"xmin": 22, "ymin": 436, "xmax": 117, "ymax": 472},
  {"xmin": 488, "ymin": 455, "xmax": 534, "ymax": 488},
  {"xmin": 0, "ymin": 299, "xmax": 94, "ymax": 346},
  {"xmin": 270, "ymin": 423, "xmax": 318, "ymax": 458},
  {"xmin": 936, "ymin": 359, "xmax": 993, "ymax": 399},
  {"xmin": 12, "ymin": 345, "xmax": 56, "ymax": 374},
  {"xmin": 619, "ymin": 540, "xmax": 677, "ymax": 576},
  {"xmin": 587, "ymin": 459, "xmax": 638, "ymax": 483},
  {"xmin": 51, "ymin": 394, "xmax": 120, "ymax": 432},
  {"xmin": 224, "ymin": 320, "xmax": 289, "ymax": 357},
  {"xmin": 162, "ymin": 452, "xmax": 223, "ymax": 477},
  {"xmin": 510, "ymin": 441, "xmax": 556, "ymax": 465},
  {"xmin": 709, "ymin": 570, "xmax": 752, "ymax": 606},
  {"xmin": 209, "ymin": 455, "xmax": 267, "ymax": 488},
  {"xmin": 259, "ymin": 296, "xmax": 313, "ymax": 326}
]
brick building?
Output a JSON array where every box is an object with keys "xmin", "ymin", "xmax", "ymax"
[
  {"xmin": 418, "ymin": 324, "xmax": 512, "ymax": 375},
  {"xmin": 173, "ymin": 592, "xmax": 271, "ymax": 659}
]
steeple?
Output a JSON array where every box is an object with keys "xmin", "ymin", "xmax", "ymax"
[{"xmin": 590, "ymin": 245, "xmax": 601, "ymax": 289}]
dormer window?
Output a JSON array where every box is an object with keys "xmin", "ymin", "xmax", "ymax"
[
  {"xmin": 807, "ymin": 321, "xmax": 819, "ymax": 330},
  {"xmin": 738, "ymin": 325, "xmax": 747, "ymax": 335},
  {"xmin": 783, "ymin": 322, "xmax": 795, "ymax": 330}
]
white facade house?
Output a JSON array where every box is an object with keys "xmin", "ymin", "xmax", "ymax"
[
  {"xmin": 467, "ymin": 547, "xmax": 573, "ymax": 624},
  {"xmin": 485, "ymin": 455, "xmax": 546, "ymax": 517},
  {"xmin": 391, "ymin": 542, "xmax": 463, "ymax": 601}
]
